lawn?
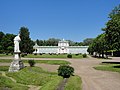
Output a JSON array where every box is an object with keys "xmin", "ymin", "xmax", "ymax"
[
  {"xmin": 0, "ymin": 59, "xmax": 70, "ymax": 65},
  {"xmin": 0, "ymin": 75, "xmax": 28, "ymax": 90},
  {"xmin": 0, "ymin": 66, "xmax": 82, "ymax": 90},
  {"xmin": 24, "ymin": 54, "xmax": 84, "ymax": 58},
  {"xmin": 0, "ymin": 54, "xmax": 13, "ymax": 57},
  {"xmin": 0, "ymin": 59, "xmax": 12, "ymax": 63},
  {"xmin": 64, "ymin": 75, "xmax": 82, "ymax": 90},
  {"xmin": 94, "ymin": 64, "xmax": 120, "ymax": 73}
]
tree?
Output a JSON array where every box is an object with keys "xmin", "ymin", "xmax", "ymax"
[
  {"xmin": 46, "ymin": 38, "xmax": 60, "ymax": 46},
  {"xmin": 0, "ymin": 31, "xmax": 5, "ymax": 41},
  {"xmin": 2, "ymin": 33, "xmax": 15, "ymax": 54},
  {"xmin": 19, "ymin": 27, "xmax": 34, "ymax": 54},
  {"xmin": 83, "ymin": 38, "xmax": 94, "ymax": 46},
  {"xmin": 103, "ymin": 4, "xmax": 120, "ymax": 51},
  {"xmin": 88, "ymin": 33, "xmax": 108, "ymax": 58},
  {"xmin": 0, "ymin": 32, "xmax": 5, "ymax": 53}
]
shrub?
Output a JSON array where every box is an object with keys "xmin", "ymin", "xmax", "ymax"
[
  {"xmin": 28, "ymin": 60, "xmax": 35, "ymax": 67},
  {"xmin": 58, "ymin": 65, "xmax": 74, "ymax": 78},
  {"xmin": 34, "ymin": 53, "xmax": 37, "ymax": 55},
  {"xmin": 75, "ymin": 54, "xmax": 79, "ymax": 56},
  {"xmin": 21, "ymin": 54, "xmax": 25, "ymax": 57},
  {"xmin": 67, "ymin": 54, "xmax": 72, "ymax": 58},
  {"xmin": 82, "ymin": 53, "xmax": 87, "ymax": 58},
  {"xmin": 39, "ymin": 53, "xmax": 42, "ymax": 55}
]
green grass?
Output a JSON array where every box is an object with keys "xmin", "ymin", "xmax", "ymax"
[
  {"xmin": 0, "ymin": 66, "xmax": 62, "ymax": 90},
  {"xmin": 6, "ymin": 67, "xmax": 62, "ymax": 86},
  {"xmin": 40, "ymin": 76, "xmax": 63, "ymax": 90},
  {"xmin": 64, "ymin": 76, "xmax": 82, "ymax": 90},
  {"xmin": 0, "ymin": 75, "xmax": 28, "ymax": 90},
  {"xmin": 94, "ymin": 64, "xmax": 120, "ymax": 73},
  {"xmin": 32, "ymin": 60, "xmax": 70, "ymax": 65},
  {"xmin": 0, "ymin": 54, "xmax": 12, "ymax": 57},
  {"xmin": 25, "ymin": 54, "xmax": 83, "ymax": 58},
  {"xmin": 0, "ymin": 59, "xmax": 70, "ymax": 65},
  {"xmin": 0, "ymin": 66, "xmax": 9, "ymax": 71},
  {"xmin": 0, "ymin": 66, "xmax": 82, "ymax": 90},
  {"xmin": 0, "ymin": 59, "xmax": 12, "ymax": 63}
]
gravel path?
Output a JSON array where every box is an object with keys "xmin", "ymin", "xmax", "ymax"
[
  {"xmin": 66, "ymin": 58, "xmax": 120, "ymax": 90},
  {"xmin": 1, "ymin": 56, "xmax": 120, "ymax": 90}
]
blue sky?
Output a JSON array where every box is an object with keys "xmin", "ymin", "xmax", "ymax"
[{"xmin": 0, "ymin": 0, "xmax": 120, "ymax": 42}]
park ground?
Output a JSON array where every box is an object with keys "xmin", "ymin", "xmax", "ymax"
[{"xmin": 0, "ymin": 55, "xmax": 120, "ymax": 90}]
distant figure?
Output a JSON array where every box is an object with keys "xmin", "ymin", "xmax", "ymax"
[{"xmin": 14, "ymin": 34, "xmax": 21, "ymax": 52}]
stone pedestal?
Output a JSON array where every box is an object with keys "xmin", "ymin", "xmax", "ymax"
[{"xmin": 9, "ymin": 52, "xmax": 24, "ymax": 72}]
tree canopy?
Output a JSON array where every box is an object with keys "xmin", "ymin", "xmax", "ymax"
[
  {"xmin": 0, "ymin": 32, "xmax": 15, "ymax": 54},
  {"xmin": 88, "ymin": 4, "xmax": 120, "ymax": 57},
  {"xmin": 19, "ymin": 27, "xmax": 34, "ymax": 54}
]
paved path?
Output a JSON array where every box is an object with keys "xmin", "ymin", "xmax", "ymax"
[{"xmin": 1, "ymin": 56, "xmax": 120, "ymax": 90}]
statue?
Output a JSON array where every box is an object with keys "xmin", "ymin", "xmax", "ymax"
[
  {"xmin": 14, "ymin": 34, "xmax": 21, "ymax": 52},
  {"xmin": 9, "ymin": 33, "xmax": 24, "ymax": 72}
]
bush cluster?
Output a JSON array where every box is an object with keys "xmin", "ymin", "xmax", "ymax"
[
  {"xmin": 21, "ymin": 53, "xmax": 27, "ymax": 57},
  {"xmin": 82, "ymin": 53, "xmax": 87, "ymax": 58},
  {"xmin": 58, "ymin": 65, "xmax": 74, "ymax": 78},
  {"xmin": 28, "ymin": 60, "xmax": 35, "ymax": 67},
  {"xmin": 67, "ymin": 54, "xmax": 72, "ymax": 58}
]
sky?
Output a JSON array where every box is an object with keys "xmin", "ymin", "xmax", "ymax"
[{"xmin": 0, "ymin": 0, "xmax": 120, "ymax": 42}]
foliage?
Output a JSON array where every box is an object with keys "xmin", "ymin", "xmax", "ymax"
[
  {"xmin": 58, "ymin": 65, "xmax": 74, "ymax": 78},
  {"xmin": 36, "ymin": 38, "xmax": 92, "ymax": 46},
  {"xmin": 83, "ymin": 38, "xmax": 94, "ymax": 46},
  {"xmin": 0, "ymin": 32, "xmax": 15, "ymax": 54},
  {"xmin": 64, "ymin": 76, "xmax": 82, "ymax": 90},
  {"xmin": 94, "ymin": 64, "xmax": 120, "ymax": 73},
  {"xmin": 88, "ymin": 33, "xmax": 109, "ymax": 58},
  {"xmin": 28, "ymin": 59, "xmax": 36, "ymax": 67},
  {"xmin": 19, "ymin": 27, "xmax": 34, "ymax": 54},
  {"xmin": 82, "ymin": 53, "xmax": 87, "ymax": 58},
  {"xmin": 36, "ymin": 38, "xmax": 60, "ymax": 46},
  {"xmin": 103, "ymin": 4, "xmax": 120, "ymax": 51},
  {"xmin": 88, "ymin": 4, "xmax": 120, "ymax": 58},
  {"xmin": 67, "ymin": 54, "xmax": 72, "ymax": 58}
]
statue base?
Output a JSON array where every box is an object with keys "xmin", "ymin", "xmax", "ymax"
[{"xmin": 9, "ymin": 52, "xmax": 24, "ymax": 72}]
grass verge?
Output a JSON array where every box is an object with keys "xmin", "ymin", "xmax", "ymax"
[
  {"xmin": 0, "ymin": 54, "xmax": 12, "ymax": 57},
  {"xmin": 25, "ymin": 54, "xmax": 83, "ymax": 58},
  {"xmin": 40, "ymin": 76, "xmax": 63, "ymax": 90},
  {"xmin": 0, "ymin": 75, "xmax": 28, "ymax": 90},
  {"xmin": 64, "ymin": 76, "xmax": 82, "ymax": 90},
  {"xmin": 0, "ymin": 59, "xmax": 70, "ymax": 65},
  {"xmin": 0, "ymin": 66, "xmax": 9, "ymax": 71},
  {"xmin": 94, "ymin": 64, "xmax": 120, "ymax": 73},
  {"xmin": 6, "ymin": 67, "xmax": 60, "ymax": 86},
  {"xmin": 0, "ymin": 66, "xmax": 82, "ymax": 90}
]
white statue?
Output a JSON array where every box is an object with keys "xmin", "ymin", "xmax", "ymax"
[{"xmin": 14, "ymin": 34, "xmax": 21, "ymax": 52}]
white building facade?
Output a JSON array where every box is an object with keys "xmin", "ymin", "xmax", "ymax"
[{"xmin": 33, "ymin": 39, "xmax": 89, "ymax": 54}]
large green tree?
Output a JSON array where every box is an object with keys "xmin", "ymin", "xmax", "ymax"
[
  {"xmin": 83, "ymin": 38, "xmax": 94, "ymax": 46},
  {"xmin": 1, "ymin": 33, "xmax": 15, "ymax": 53},
  {"xmin": 0, "ymin": 31, "xmax": 5, "ymax": 53},
  {"xmin": 103, "ymin": 4, "xmax": 120, "ymax": 51},
  {"xmin": 19, "ymin": 27, "xmax": 34, "ymax": 53},
  {"xmin": 88, "ymin": 33, "xmax": 108, "ymax": 58}
]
